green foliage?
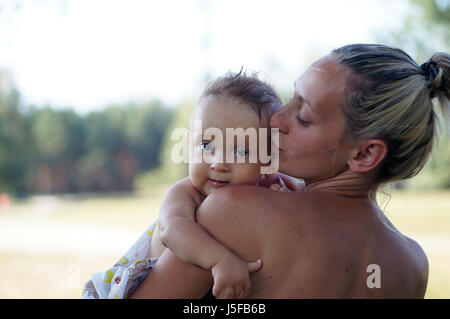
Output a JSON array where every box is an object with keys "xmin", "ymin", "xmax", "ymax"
[
  {"xmin": 0, "ymin": 84, "xmax": 30, "ymax": 194},
  {"xmin": 124, "ymin": 103, "xmax": 173, "ymax": 171},
  {"xmin": 404, "ymin": 133, "xmax": 450, "ymax": 189},
  {"xmin": 0, "ymin": 70, "xmax": 174, "ymax": 195},
  {"xmin": 30, "ymin": 108, "xmax": 82, "ymax": 162},
  {"xmin": 378, "ymin": 0, "xmax": 449, "ymax": 61},
  {"xmin": 378, "ymin": 0, "xmax": 450, "ymax": 189},
  {"xmin": 136, "ymin": 100, "xmax": 193, "ymax": 189},
  {"xmin": 428, "ymin": 134, "xmax": 450, "ymax": 188},
  {"xmin": 77, "ymin": 102, "xmax": 174, "ymax": 192},
  {"xmin": 412, "ymin": 0, "xmax": 450, "ymax": 31},
  {"xmin": 158, "ymin": 101, "xmax": 193, "ymax": 182}
]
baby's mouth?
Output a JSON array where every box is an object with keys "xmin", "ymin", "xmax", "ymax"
[{"xmin": 208, "ymin": 178, "xmax": 229, "ymax": 187}]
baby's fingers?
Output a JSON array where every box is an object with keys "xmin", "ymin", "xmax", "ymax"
[
  {"xmin": 244, "ymin": 280, "xmax": 251, "ymax": 298},
  {"xmin": 238, "ymin": 283, "xmax": 250, "ymax": 299},
  {"xmin": 212, "ymin": 282, "xmax": 224, "ymax": 299},
  {"xmin": 237, "ymin": 285, "xmax": 247, "ymax": 299},
  {"xmin": 248, "ymin": 259, "xmax": 262, "ymax": 273},
  {"xmin": 270, "ymin": 183, "xmax": 281, "ymax": 191},
  {"xmin": 217, "ymin": 286, "xmax": 235, "ymax": 299}
]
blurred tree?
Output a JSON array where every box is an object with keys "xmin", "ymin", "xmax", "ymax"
[
  {"xmin": 124, "ymin": 101, "xmax": 173, "ymax": 171},
  {"xmin": 0, "ymin": 97, "xmax": 174, "ymax": 195},
  {"xmin": 80, "ymin": 102, "xmax": 173, "ymax": 192},
  {"xmin": 0, "ymin": 69, "xmax": 30, "ymax": 194},
  {"xmin": 135, "ymin": 100, "xmax": 193, "ymax": 189},
  {"xmin": 379, "ymin": 0, "xmax": 449, "ymax": 61},
  {"xmin": 29, "ymin": 107, "xmax": 84, "ymax": 193}
]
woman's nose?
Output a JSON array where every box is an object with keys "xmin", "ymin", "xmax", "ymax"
[{"xmin": 270, "ymin": 105, "xmax": 290, "ymax": 134}]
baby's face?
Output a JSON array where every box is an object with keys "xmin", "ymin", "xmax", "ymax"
[{"xmin": 189, "ymin": 96, "xmax": 270, "ymax": 196}]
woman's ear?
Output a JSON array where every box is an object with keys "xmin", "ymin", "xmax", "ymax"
[{"xmin": 347, "ymin": 139, "xmax": 387, "ymax": 173}]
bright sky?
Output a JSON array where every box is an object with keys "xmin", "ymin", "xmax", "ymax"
[{"xmin": 0, "ymin": 0, "xmax": 410, "ymax": 113}]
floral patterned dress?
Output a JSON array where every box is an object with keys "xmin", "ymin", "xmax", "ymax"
[{"xmin": 82, "ymin": 221, "xmax": 159, "ymax": 299}]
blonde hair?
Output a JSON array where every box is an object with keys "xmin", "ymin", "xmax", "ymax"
[{"xmin": 332, "ymin": 44, "xmax": 450, "ymax": 187}]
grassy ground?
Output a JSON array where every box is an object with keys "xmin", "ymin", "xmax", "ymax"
[
  {"xmin": 0, "ymin": 187, "xmax": 448, "ymax": 298},
  {"xmin": 377, "ymin": 190, "xmax": 450, "ymax": 298}
]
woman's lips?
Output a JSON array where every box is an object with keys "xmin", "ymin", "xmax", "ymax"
[{"xmin": 208, "ymin": 178, "xmax": 229, "ymax": 187}]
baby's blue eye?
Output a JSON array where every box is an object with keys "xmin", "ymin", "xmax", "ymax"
[
  {"xmin": 201, "ymin": 142, "xmax": 213, "ymax": 151},
  {"xmin": 235, "ymin": 148, "xmax": 249, "ymax": 157}
]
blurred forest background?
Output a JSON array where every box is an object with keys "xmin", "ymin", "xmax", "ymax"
[
  {"xmin": 0, "ymin": 0, "xmax": 449, "ymax": 196},
  {"xmin": 0, "ymin": 0, "xmax": 449, "ymax": 299}
]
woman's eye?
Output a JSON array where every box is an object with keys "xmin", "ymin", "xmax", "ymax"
[
  {"xmin": 201, "ymin": 142, "xmax": 213, "ymax": 151},
  {"xmin": 235, "ymin": 148, "xmax": 249, "ymax": 157},
  {"xmin": 296, "ymin": 115, "xmax": 310, "ymax": 127}
]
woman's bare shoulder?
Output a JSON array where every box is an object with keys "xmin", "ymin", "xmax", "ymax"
[
  {"xmin": 197, "ymin": 184, "xmax": 312, "ymax": 223},
  {"xmin": 375, "ymin": 230, "xmax": 429, "ymax": 298},
  {"xmin": 195, "ymin": 185, "xmax": 314, "ymax": 260},
  {"xmin": 195, "ymin": 185, "xmax": 280, "ymax": 228}
]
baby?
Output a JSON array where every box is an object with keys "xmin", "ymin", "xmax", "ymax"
[{"xmin": 82, "ymin": 71, "xmax": 293, "ymax": 299}]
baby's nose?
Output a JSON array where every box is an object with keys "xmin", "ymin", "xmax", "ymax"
[{"xmin": 210, "ymin": 158, "xmax": 230, "ymax": 172}]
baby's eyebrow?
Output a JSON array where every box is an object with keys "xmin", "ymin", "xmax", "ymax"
[{"xmin": 194, "ymin": 133, "xmax": 204, "ymax": 141}]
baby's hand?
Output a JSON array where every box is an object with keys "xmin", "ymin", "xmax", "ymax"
[
  {"xmin": 258, "ymin": 174, "xmax": 304, "ymax": 192},
  {"xmin": 211, "ymin": 255, "xmax": 262, "ymax": 299},
  {"xmin": 270, "ymin": 177, "xmax": 291, "ymax": 192}
]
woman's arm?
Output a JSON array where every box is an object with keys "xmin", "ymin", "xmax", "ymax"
[{"xmin": 130, "ymin": 248, "xmax": 213, "ymax": 299}]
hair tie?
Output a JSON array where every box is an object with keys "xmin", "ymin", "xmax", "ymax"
[{"xmin": 420, "ymin": 61, "xmax": 439, "ymax": 99}]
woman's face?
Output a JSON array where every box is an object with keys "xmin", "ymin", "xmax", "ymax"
[{"xmin": 270, "ymin": 54, "xmax": 354, "ymax": 183}]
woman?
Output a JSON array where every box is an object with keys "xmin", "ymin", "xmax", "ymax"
[{"xmin": 131, "ymin": 44, "xmax": 449, "ymax": 298}]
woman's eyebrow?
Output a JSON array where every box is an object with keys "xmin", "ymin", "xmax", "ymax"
[
  {"xmin": 294, "ymin": 81, "xmax": 319, "ymax": 119},
  {"xmin": 297, "ymin": 93, "xmax": 311, "ymax": 108},
  {"xmin": 297, "ymin": 93, "xmax": 321, "ymax": 120},
  {"xmin": 294, "ymin": 81, "xmax": 311, "ymax": 106}
]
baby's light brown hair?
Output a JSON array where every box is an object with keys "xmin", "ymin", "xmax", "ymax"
[{"xmin": 197, "ymin": 70, "xmax": 283, "ymax": 125}]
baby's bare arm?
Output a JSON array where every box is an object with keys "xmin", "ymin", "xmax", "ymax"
[
  {"xmin": 158, "ymin": 178, "xmax": 238, "ymax": 270},
  {"xmin": 158, "ymin": 178, "xmax": 262, "ymax": 298}
]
